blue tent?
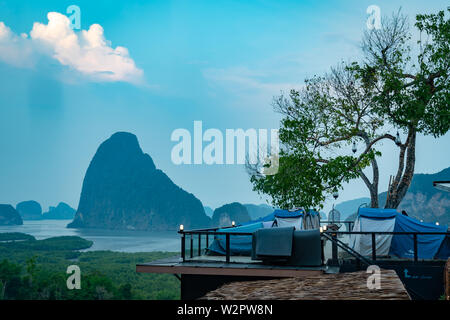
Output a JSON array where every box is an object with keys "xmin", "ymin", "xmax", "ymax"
[
  {"xmin": 242, "ymin": 208, "xmax": 305, "ymax": 225},
  {"xmin": 207, "ymin": 222, "xmax": 263, "ymax": 255},
  {"xmin": 351, "ymin": 208, "xmax": 449, "ymax": 260},
  {"xmin": 391, "ymin": 214, "xmax": 449, "ymax": 259},
  {"xmin": 207, "ymin": 208, "xmax": 320, "ymax": 256},
  {"xmin": 272, "ymin": 208, "xmax": 304, "ymax": 218}
]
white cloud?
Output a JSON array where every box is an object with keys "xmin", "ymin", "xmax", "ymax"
[
  {"xmin": 203, "ymin": 66, "xmax": 303, "ymax": 108},
  {"xmin": 204, "ymin": 67, "xmax": 298, "ymax": 92},
  {"xmin": 0, "ymin": 12, "xmax": 143, "ymax": 84},
  {"xmin": 0, "ymin": 22, "xmax": 34, "ymax": 68}
]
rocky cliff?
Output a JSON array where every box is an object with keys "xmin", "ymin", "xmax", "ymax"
[
  {"xmin": 212, "ymin": 202, "xmax": 251, "ymax": 227},
  {"xmin": 394, "ymin": 167, "xmax": 450, "ymax": 226},
  {"xmin": 243, "ymin": 203, "xmax": 273, "ymax": 220},
  {"xmin": 0, "ymin": 204, "xmax": 23, "ymax": 225},
  {"xmin": 43, "ymin": 202, "xmax": 76, "ymax": 220},
  {"xmin": 16, "ymin": 200, "xmax": 42, "ymax": 220},
  {"xmin": 68, "ymin": 132, "xmax": 210, "ymax": 231}
]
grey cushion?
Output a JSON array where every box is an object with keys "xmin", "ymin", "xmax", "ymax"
[
  {"xmin": 287, "ymin": 229, "xmax": 322, "ymax": 266},
  {"xmin": 251, "ymin": 228, "xmax": 322, "ymax": 267},
  {"xmin": 253, "ymin": 227, "xmax": 294, "ymax": 258}
]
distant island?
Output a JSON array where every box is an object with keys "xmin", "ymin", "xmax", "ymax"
[
  {"xmin": 0, "ymin": 204, "xmax": 23, "ymax": 226},
  {"xmin": 16, "ymin": 201, "xmax": 42, "ymax": 220},
  {"xmin": 15, "ymin": 201, "xmax": 76, "ymax": 220},
  {"xmin": 212, "ymin": 202, "xmax": 251, "ymax": 227},
  {"xmin": 243, "ymin": 203, "xmax": 274, "ymax": 220},
  {"xmin": 204, "ymin": 203, "xmax": 273, "ymax": 221},
  {"xmin": 42, "ymin": 202, "xmax": 76, "ymax": 219}
]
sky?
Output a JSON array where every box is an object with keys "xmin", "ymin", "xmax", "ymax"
[{"xmin": 0, "ymin": 0, "xmax": 448, "ymax": 214}]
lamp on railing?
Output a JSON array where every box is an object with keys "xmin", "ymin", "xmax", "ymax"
[
  {"xmin": 231, "ymin": 221, "xmax": 236, "ymax": 227},
  {"xmin": 395, "ymin": 131, "xmax": 401, "ymax": 146},
  {"xmin": 323, "ymin": 225, "xmax": 327, "ymax": 231},
  {"xmin": 179, "ymin": 224, "xmax": 184, "ymax": 231},
  {"xmin": 352, "ymin": 141, "xmax": 357, "ymax": 154},
  {"xmin": 436, "ymin": 222, "xmax": 440, "ymax": 226},
  {"xmin": 319, "ymin": 227, "xmax": 323, "ymax": 233}
]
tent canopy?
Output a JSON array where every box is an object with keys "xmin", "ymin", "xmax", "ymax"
[
  {"xmin": 207, "ymin": 208, "xmax": 321, "ymax": 256},
  {"xmin": 207, "ymin": 222, "xmax": 263, "ymax": 255},
  {"xmin": 351, "ymin": 208, "xmax": 449, "ymax": 260},
  {"xmin": 273, "ymin": 208, "xmax": 305, "ymax": 218},
  {"xmin": 358, "ymin": 207, "xmax": 398, "ymax": 219}
]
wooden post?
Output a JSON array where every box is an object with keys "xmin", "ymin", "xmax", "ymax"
[
  {"xmin": 331, "ymin": 233, "xmax": 338, "ymax": 265},
  {"xmin": 181, "ymin": 233, "xmax": 185, "ymax": 262},
  {"xmin": 225, "ymin": 234, "xmax": 230, "ymax": 263},
  {"xmin": 446, "ymin": 258, "xmax": 450, "ymax": 300},
  {"xmin": 321, "ymin": 239, "xmax": 325, "ymax": 265},
  {"xmin": 371, "ymin": 233, "xmax": 376, "ymax": 261},
  {"xmin": 190, "ymin": 235, "xmax": 193, "ymax": 259},
  {"xmin": 413, "ymin": 234, "xmax": 418, "ymax": 262}
]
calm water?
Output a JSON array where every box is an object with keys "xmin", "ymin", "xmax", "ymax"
[{"xmin": 0, "ymin": 220, "xmax": 180, "ymax": 252}]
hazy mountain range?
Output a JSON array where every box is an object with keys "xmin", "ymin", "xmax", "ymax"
[
  {"xmin": 335, "ymin": 167, "xmax": 450, "ymax": 225},
  {"xmin": 1, "ymin": 131, "xmax": 448, "ymax": 228}
]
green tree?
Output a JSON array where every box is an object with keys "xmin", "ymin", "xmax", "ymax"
[
  {"xmin": 359, "ymin": 8, "xmax": 449, "ymax": 208},
  {"xmin": 118, "ymin": 283, "xmax": 133, "ymax": 299},
  {"xmin": 249, "ymin": 8, "xmax": 449, "ymax": 210},
  {"xmin": 0, "ymin": 259, "xmax": 22, "ymax": 299}
]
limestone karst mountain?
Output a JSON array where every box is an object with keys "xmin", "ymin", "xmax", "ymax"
[
  {"xmin": 43, "ymin": 202, "xmax": 76, "ymax": 220},
  {"xmin": 68, "ymin": 132, "xmax": 211, "ymax": 231},
  {"xmin": 0, "ymin": 204, "xmax": 23, "ymax": 225},
  {"xmin": 16, "ymin": 200, "xmax": 42, "ymax": 220},
  {"xmin": 211, "ymin": 202, "xmax": 251, "ymax": 227}
]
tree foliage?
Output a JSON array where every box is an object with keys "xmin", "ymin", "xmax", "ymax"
[
  {"xmin": 0, "ymin": 236, "xmax": 179, "ymax": 300},
  {"xmin": 250, "ymin": 8, "xmax": 449, "ymax": 210}
]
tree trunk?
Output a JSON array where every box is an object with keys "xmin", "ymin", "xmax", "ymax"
[
  {"xmin": 359, "ymin": 169, "xmax": 379, "ymax": 208},
  {"xmin": 1, "ymin": 280, "xmax": 6, "ymax": 300},
  {"xmin": 385, "ymin": 127, "xmax": 416, "ymax": 208},
  {"xmin": 358, "ymin": 131, "xmax": 380, "ymax": 208},
  {"xmin": 369, "ymin": 185, "xmax": 379, "ymax": 208}
]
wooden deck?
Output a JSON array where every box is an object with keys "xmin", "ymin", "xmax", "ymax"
[
  {"xmin": 201, "ymin": 269, "xmax": 410, "ymax": 300},
  {"xmin": 136, "ymin": 256, "xmax": 326, "ymax": 278}
]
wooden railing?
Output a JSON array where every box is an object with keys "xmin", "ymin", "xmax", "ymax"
[
  {"xmin": 178, "ymin": 227, "xmax": 449, "ymax": 264},
  {"xmin": 325, "ymin": 231, "xmax": 449, "ymax": 263}
]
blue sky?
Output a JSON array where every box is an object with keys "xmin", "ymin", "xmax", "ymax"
[{"xmin": 0, "ymin": 0, "xmax": 448, "ymax": 213}]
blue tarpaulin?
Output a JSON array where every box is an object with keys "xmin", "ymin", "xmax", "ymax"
[
  {"xmin": 207, "ymin": 208, "xmax": 318, "ymax": 255},
  {"xmin": 357, "ymin": 208, "xmax": 449, "ymax": 259},
  {"xmin": 207, "ymin": 222, "xmax": 264, "ymax": 255},
  {"xmin": 359, "ymin": 207, "xmax": 398, "ymax": 219},
  {"xmin": 242, "ymin": 208, "xmax": 305, "ymax": 225},
  {"xmin": 390, "ymin": 214, "xmax": 448, "ymax": 259},
  {"xmin": 272, "ymin": 208, "xmax": 305, "ymax": 218}
]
